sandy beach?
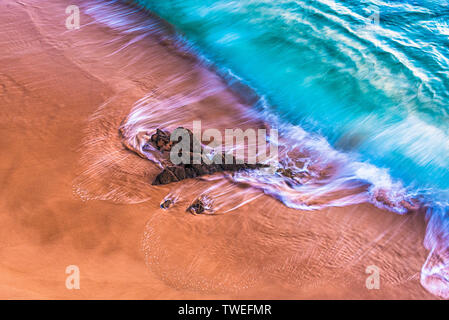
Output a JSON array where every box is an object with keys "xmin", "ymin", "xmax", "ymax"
[{"xmin": 0, "ymin": 0, "xmax": 437, "ymax": 299}]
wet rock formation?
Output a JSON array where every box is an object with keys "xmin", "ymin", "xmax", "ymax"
[
  {"xmin": 186, "ymin": 198, "xmax": 206, "ymax": 214},
  {"xmin": 150, "ymin": 128, "xmax": 268, "ymax": 185}
]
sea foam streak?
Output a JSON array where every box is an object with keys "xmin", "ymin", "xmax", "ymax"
[{"xmin": 83, "ymin": 0, "xmax": 449, "ymax": 298}]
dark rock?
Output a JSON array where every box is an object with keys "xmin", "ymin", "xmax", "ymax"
[
  {"xmin": 170, "ymin": 166, "xmax": 187, "ymax": 180},
  {"xmin": 153, "ymin": 168, "xmax": 179, "ymax": 185},
  {"xmin": 191, "ymin": 164, "xmax": 210, "ymax": 176},
  {"xmin": 153, "ymin": 161, "xmax": 267, "ymax": 185},
  {"xmin": 160, "ymin": 199, "xmax": 173, "ymax": 209},
  {"xmin": 187, "ymin": 199, "xmax": 205, "ymax": 214},
  {"xmin": 185, "ymin": 167, "xmax": 197, "ymax": 178},
  {"xmin": 150, "ymin": 129, "xmax": 173, "ymax": 152},
  {"xmin": 150, "ymin": 128, "xmax": 268, "ymax": 185},
  {"xmin": 207, "ymin": 164, "xmax": 221, "ymax": 174}
]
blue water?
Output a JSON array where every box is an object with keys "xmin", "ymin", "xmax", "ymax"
[
  {"xmin": 122, "ymin": 0, "xmax": 449, "ymax": 297},
  {"xmin": 132, "ymin": 0, "xmax": 449, "ymax": 198}
]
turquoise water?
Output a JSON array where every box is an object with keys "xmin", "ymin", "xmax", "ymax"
[{"xmin": 132, "ymin": 0, "xmax": 449, "ymax": 198}]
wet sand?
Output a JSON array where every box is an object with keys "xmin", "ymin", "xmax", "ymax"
[{"xmin": 0, "ymin": 0, "xmax": 436, "ymax": 299}]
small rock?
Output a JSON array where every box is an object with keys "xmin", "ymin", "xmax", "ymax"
[
  {"xmin": 160, "ymin": 199, "xmax": 173, "ymax": 209},
  {"xmin": 153, "ymin": 168, "xmax": 179, "ymax": 185},
  {"xmin": 187, "ymin": 198, "xmax": 205, "ymax": 214},
  {"xmin": 277, "ymin": 168, "xmax": 294, "ymax": 179}
]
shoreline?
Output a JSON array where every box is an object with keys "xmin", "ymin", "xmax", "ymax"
[
  {"xmin": 0, "ymin": 0, "xmax": 436, "ymax": 299},
  {"xmin": 121, "ymin": 0, "xmax": 427, "ymax": 216}
]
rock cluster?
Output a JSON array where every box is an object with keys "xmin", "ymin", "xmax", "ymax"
[
  {"xmin": 160, "ymin": 199, "xmax": 173, "ymax": 209},
  {"xmin": 150, "ymin": 128, "xmax": 267, "ymax": 185}
]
